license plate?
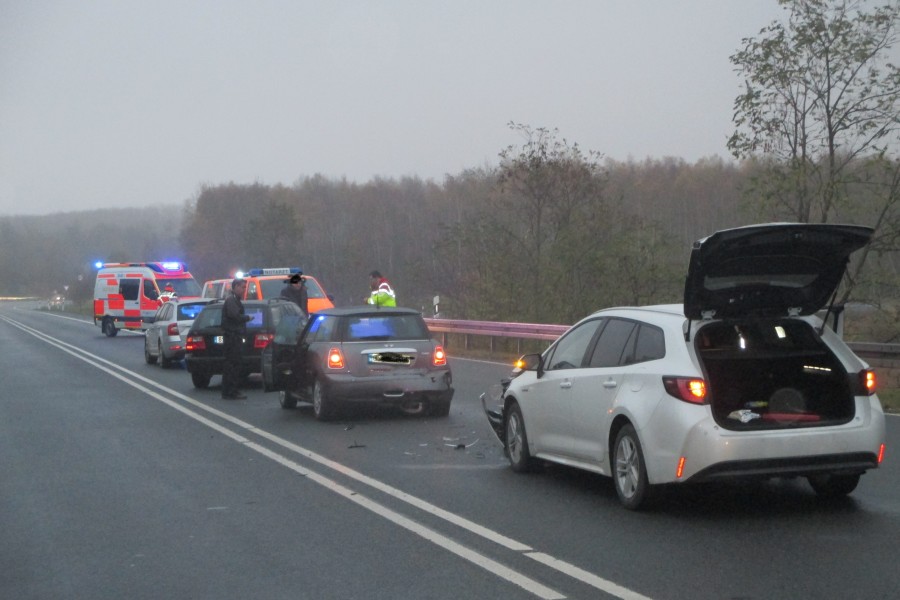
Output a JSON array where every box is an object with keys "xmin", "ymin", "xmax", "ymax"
[{"xmin": 214, "ymin": 336, "xmax": 224, "ymax": 344}]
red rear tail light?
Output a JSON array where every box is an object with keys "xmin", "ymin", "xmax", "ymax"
[
  {"xmin": 878, "ymin": 444, "xmax": 885, "ymax": 464},
  {"xmin": 167, "ymin": 323, "xmax": 178, "ymax": 336},
  {"xmin": 327, "ymin": 347, "xmax": 344, "ymax": 369},
  {"xmin": 662, "ymin": 376, "xmax": 708, "ymax": 404},
  {"xmin": 186, "ymin": 335, "xmax": 205, "ymax": 352},
  {"xmin": 433, "ymin": 345, "xmax": 447, "ymax": 366},
  {"xmin": 254, "ymin": 333, "xmax": 274, "ymax": 349}
]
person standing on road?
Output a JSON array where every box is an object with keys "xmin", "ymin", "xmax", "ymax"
[
  {"xmin": 222, "ymin": 278, "xmax": 252, "ymax": 400},
  {"xmin": 366, "ymin": 270, "xmax": 396, "ymax": 307},
  {"xmin": 279, "ymin": 272, "xmax": 309, "ymax": 315}
]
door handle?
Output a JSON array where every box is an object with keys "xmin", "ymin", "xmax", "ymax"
[
  {"xmin": 560, "ymin": 381, "xmax": 572, "ymax": 389},
  {"xmin": 603, "ymin": 380, "xmax": 618, "ymax": 388}
]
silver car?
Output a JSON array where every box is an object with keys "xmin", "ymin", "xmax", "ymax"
[
  {"xmin": 484, "ymin": 223, "xmax": 886, "ymax": 510},
  {"xmin": 144, "ymin": 298, "xmax": 215, "ymax": 367}
]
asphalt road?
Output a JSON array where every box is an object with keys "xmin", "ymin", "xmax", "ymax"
[{"xmin": 2, "ymin": 301, "xmax": 899, "ymax": 600}]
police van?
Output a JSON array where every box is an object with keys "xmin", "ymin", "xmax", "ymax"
[{"xmin": 93, "ymin": 262, "xmax": 202, "ymax": 337}]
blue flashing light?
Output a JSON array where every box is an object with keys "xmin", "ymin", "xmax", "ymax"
[
  {"xmin": 245, "ymin": 267, "xmax": 302, "ymax": 277},
  {"xmin": 94, "ymin": 261, "xmax": 104, "ymax": 269},
  {"xmin": 161, "ymin": 262, "xmax": 183, "ymax": 271},
  {"xmin": 235, "ymin": 271, "xmax": 245, "ymax": 279}
]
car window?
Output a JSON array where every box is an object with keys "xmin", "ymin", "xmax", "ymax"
[
  {"xmin": 161, "ymin": 303, "xmax": 173, "ymax": 321},
  {"xmin": 119, "ymin": 279, "xmax": 140, "ymax": 301},
  {"xmin": 193, "ymin": 306, "xmax": 222, "ymax": 329},
  {"xmin": 274, "ymin": 314, "xmax": 306, "ymax": 345},
  {"xmin": 546, "ymin": 318, "xmax": 604, "ymax": 370},
  {"xmin": 632, "ymin": 325, "xmax": 665, "ymax": 363},
  {"xmin": 143, "ymin": 279, "xmax": 159, "ymax": 301},
  {"xmin": 304, "ymin": 278, "xmax": 327, "ymax": 299},
  {"xmin": 305, "ymin": 314, "xmax": 337, "ymax": 342},
  {"xmin": 588, "ymin": 318, "xmax": 637, "ymax": 368},
  {"xmin": 259, "ymin": 279, "xmax": 283, "ymax": 299},
  {"xmin": 245, "ymin": 307, "xmax": 266, "ymax": 328},
  {"xmin": 342, "ymin": 315, "xmax": 428, "ymax": 341},
  {"xmin": 178, "ymin": 302, "xmax": 208, "ymax": 321}
]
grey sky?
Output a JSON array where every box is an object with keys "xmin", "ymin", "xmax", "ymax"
[{"xmin": 1, "ymin": 1, "xmax": 786, "ymax": 216}]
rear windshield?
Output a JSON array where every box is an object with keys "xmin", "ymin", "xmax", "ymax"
[
  {"xmin": 177, "ymin": 302, "xmax": 208, "ymax": 321},
  {"xmin": 343, "ymin": 314, "xmax": 429, "ymax": 341}
]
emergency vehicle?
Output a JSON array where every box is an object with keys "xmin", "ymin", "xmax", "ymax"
[
  {"xmin": 93, "ymin": 262, "xmax": 202, "ymax": 337},
  {"xmin": 202, "ymin": 267, "xmax": 335, "ymax": 313}
]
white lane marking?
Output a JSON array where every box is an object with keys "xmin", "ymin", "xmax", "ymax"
[
  {"xmin": 2, "ymin": 314, "xmax": 564, "ymax": 599},
  {"xmin": 16, "ymin": 307, "xmax": 145, "ymax": 334},
  {"xmin": 2, "ymin": 313, "xmax": 656, "ymax": 600},
  {"xmin": 527, "ymin": 553, "xmax": 654, "ymax": 600}
]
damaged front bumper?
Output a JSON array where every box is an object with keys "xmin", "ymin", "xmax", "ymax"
[{"xmin": 481, "ymin": 382, "xmax": 507, "ymax": 444}]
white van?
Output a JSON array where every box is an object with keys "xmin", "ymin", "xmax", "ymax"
[{"xmin": 93, "ymin": 262, "xmax": 202, "ymax": 337}]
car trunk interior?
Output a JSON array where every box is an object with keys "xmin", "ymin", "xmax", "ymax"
[{"xmin": 696, "ymin": 319, "xmax": 855, "ymax": 430}]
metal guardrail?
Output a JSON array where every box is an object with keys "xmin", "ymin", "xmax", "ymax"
[{"xmin": 423, "ymin": 317, "xmax": 900, "ymax": 360}]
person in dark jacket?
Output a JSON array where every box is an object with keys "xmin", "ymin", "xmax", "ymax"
[
  {"xmin": 222, "ymin": 278, "xmax": 252, "ymax": 399},
  {"xmin": 279, "ymin": 272, "xmax": 309, "ymax": 315}
]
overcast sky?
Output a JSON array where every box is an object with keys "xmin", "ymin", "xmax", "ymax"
[{"xmin": 0, "ymin": 1, "xmax": 789, "ymax": 216}]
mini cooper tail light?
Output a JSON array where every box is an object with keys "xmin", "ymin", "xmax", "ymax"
[
  {"xmin": 186, "ymin": 335, "xmax": 205, "ymax": 352},
  {"xmin": 327, "ymin": 347, "xmax": 344, "ymax": 369},
  {"xmin": 662, "ymin": 376, "xmax": 708, "ymax": 404},
  {"xmin": 254, "ymin": 333, "xmax": 274, "ymax": 349},
  {"xmin": 878, "ymin": 444, "xmax": 885, "ymax": 464},
  {"xmin": 433, "ymin": 345, "xmax": 447, "ymax": 366},
  {"xmin": 167, "ymin": 323, "xmax": 179, "ymax": 336}
]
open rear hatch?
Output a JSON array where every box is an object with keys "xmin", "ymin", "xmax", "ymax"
[{"xmin": 684, "ymin": 223, "xmax": 873, "ymax": 430}]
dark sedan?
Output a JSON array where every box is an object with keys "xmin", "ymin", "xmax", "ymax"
[
  {"xmin": 262, "ymin": 306, "xmax": 453, "ymax": 420},
  {"xmin": 185, "ymin": 298, "xmax": 306, "ymax": 389}
]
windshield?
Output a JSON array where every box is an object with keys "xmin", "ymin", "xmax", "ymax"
[{"xmin": 158, "ymin": 278, "xmax": 202, "ymax": 297}]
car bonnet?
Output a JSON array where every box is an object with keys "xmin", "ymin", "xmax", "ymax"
[{"xmin": 683, "ymin": 223, "xmax": 872, "ymax": 320}]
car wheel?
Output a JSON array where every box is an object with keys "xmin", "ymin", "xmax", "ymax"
[
  {"xmin": 613, "ymin": 424, "xmax": 654, "ymax": 510},
  {"xmin": 279, "ymin": 390, "xmax": 298, "ymax": 410},
  {"xmin": 102, "ymin": 318, "xmax": 118, "ymax": 337},
  {"xmin": 191, "ymin": 371, "xmax": 211, "ymax": 389},
  {"xmin": 505, "ymin": 403, "xmax": 535, "ymax": 473},
  {"xmin": 157, "ymin": 338, "xmax": 173, "ymax": 368},
  {"xmin": 312, "ymin": 379, "xmax": 335, "ymax": 421},
  {"xmin": 808, "ymin": 473, "xmax": 861, "ymax": 498},
  {"xmin": 144, "ymin": 339, "xmax": 156, "ymax": 364}
]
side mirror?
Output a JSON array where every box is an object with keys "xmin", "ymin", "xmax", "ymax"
[{"xmin": 512, "ymin": 353, "xmax": 544, "ymax": 378}]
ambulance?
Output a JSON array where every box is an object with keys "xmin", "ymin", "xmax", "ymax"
[{"xmin": 93, "ymin": 262, "xmax": 202, "ymax": 337}]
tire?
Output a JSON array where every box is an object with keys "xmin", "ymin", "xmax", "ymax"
[
  {"xmin": 157, "ymin": 338, "xmax": 173, "ymax": 368},
  {"xmin": 428, "ymin": 398, "xmax": 451, "ymax": 417},
  {"xmin": 613, "ymin": 424, "xmax": 654, "ymax": 510},
  {"xmin": 102, "ymin": 318, "xmax": 118, "ymax": 337},
  {"xmin": 312, "ymin": 379, "xmax": 335, "ymax": 421},
  {"xmin": 191, "ymin": 371, "xmax": 211, "ymax": 389},
  {"xmin": 279, "ymin": 390, "xmax": 298, "ymax": 410},
  {"xmin": 505, "ymin": 403, "xmax": 535, "ymax": 473},
  {"xmin": 808, "ymin": 473, "xmax": 861, "ymax": 498},
  {"xmin": 144, "ymin": 339, "xmax": 156, "ymax": 364}
]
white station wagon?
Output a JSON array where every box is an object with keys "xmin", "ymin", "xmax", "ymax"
[{"xmin": 484, "ymin": 223, "xmax": 886, "ymax": 509}]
